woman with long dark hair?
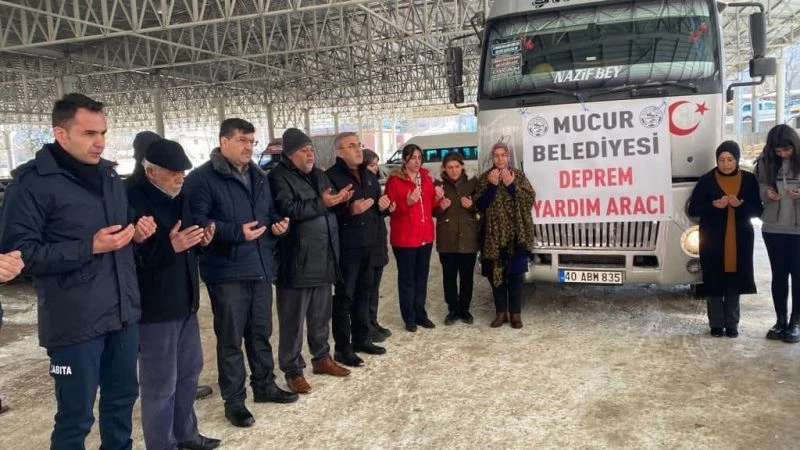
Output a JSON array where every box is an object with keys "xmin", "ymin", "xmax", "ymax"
[
  {"xmin": 384, "ymin": 144, "xmax": 444, "ymax": 332},
  {"xmin": 756, "ymin": 124, "xmax": 800, "ymax": 343}
]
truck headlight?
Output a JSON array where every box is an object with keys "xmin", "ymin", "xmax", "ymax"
[{"xmin": 680, "ymin": 225, "xmax": 700, "ymax": 257}]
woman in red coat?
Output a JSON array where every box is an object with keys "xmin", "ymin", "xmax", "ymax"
[{"xmin": 385, "ymin": 144, "xmax": 444, "ymax": 332}]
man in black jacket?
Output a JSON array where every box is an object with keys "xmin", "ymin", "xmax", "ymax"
[
  {"xmin": 185, "ymin": 118, "xmax": 297, "ymax": 429},
  {"xmin": 128, "ymin": 139, "xmax": 220, "ymax": 450},
  {"xmin": 269, "ymin": 128, "xmax": 353, "ymax": 395},
  {"xmin": 325, "ymin": 132, "xmax": 393, "ymax": 367},
  {"xmin": 0, "ymin": 93, "xmax": 156, "ymax": 449}
]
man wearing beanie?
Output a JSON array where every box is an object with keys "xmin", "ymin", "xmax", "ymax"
[
  {"xmin": 185, "ymin": 118, "xmax": 297, "ymax": 429},
  {"xmin": 126, "ymin": 130, "xmax": 161, "ymax": 188},
  {"xmin": 127, "ymin": 139, "xmax": 220, "ymax": 450},
  {"xmin": 269, "ymin": 127, "xmax": 353, "ymax": 394}
]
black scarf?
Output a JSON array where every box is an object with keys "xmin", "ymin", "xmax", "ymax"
[{"xmin": 49, "ymin": 143, "xmax": 103, "ymax": 195}]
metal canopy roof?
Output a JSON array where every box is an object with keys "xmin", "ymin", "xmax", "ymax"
[{"xmin": 0, "ymin": 0, "xmax": 799, "ymax": 129}]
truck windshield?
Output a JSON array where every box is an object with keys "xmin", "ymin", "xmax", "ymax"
[{"xmin": 481, "ymin": 0, "xmax": 719, "ymax": 99}]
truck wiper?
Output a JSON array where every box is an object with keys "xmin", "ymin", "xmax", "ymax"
[
  {"xmin": 604, "ymin": 81, "xmax": 699, "ymax": 96},
  {"xmin": 513, "ymin": 88, "xmax": 585, "ymax": 107}
]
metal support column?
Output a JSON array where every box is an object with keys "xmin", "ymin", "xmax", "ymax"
[
  {"xmin": 216, "ymin": 98, "xmax": 225, "ymax": 125},
  {"xmin": 266, "ymin": 103, "xmax": 275, "ymax": 141},
  {"xmin": 152, "ymin": 88, "xmax": 165, "ymax": 137},
  {"xmin": 333, "ymin": 113, "xmax": 340, "ymax": 134},
  {"xmin": 303, "ymin": 109, "xmax": 311, "ymax": 133}
]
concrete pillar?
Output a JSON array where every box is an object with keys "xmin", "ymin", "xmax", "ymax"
[
  {"xmin": 151, "ymin": 88, "xmax": 165, "ymax": 137},
  {"xmin": 377, "ymin": 117, "xmax": 385, "ymax": 158},
  {"xmin": 303, "ymin": 109, "xmax": 311, "ymax": 133},
  {"xmin": 3, "ymin": 131, "xmax": 14, "ymax": 172},
  {"xmin": 55, "ymin": 75, "xmax": 79, "ymax": 97},
  {"xmin": 216, "ymin": 98, "xmax": 225, "ymax": 125},
  {"xmin": 389, "ymin": 114, "xmax": 397, "ymax": 160},
  {"xmin": 750, "ymin": 85, "xmax": 759, "ymax": 133},
  {"xmin": 266, "ymin": 103, "xmax": 275, "ymax": 141},
  {"xmin": 333, "ymin": 113, "xmax": 340, "ymax": 134},
  {"xmin": 357, "ymin": 116, "xmax": 363, "ymax": 136},
  {"xmin": 776, "ymin": 56, "xmax": 785, "ymax": 125}
]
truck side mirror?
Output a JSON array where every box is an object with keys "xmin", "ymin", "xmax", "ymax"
[
  {"xmin": 446, "ymin": 46, "xmax": 465, "ymax": 104},
  {"xmin": 749, "ymin": 12, "xmax": 766, "ymax": 57}
]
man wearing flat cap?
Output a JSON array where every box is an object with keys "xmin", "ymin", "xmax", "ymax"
[
  {"xmin": 269, "ymin": 127, "xmax": 353, "ymax": 395},
  {"xmin": 127, "ymin": 138, "xmax": 221, "ymax": 450}
]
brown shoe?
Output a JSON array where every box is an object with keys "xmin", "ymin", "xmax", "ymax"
[
  {"xmin": 510, "ymin": 313, "xmax": 523, "ymax": 329},
  {"xmin": 312, "ymin": 356, "xmax": 351, "ymax": 377},
  {"xmin": 490, "ymin": 312, "xmax": 508, "ymax": 328},
  {"xmin": 287, "ymin": 376, "xmax": 311, "ymax": 394}
]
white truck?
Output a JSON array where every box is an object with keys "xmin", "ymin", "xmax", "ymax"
[{"xmin": 447, "ymin": 0, "xmax": 775, "ymax": 289}]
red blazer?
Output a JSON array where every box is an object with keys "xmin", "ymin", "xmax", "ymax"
[{"xmin": 385, "ymin": 167, "xmax": 436, "ymax": 247}]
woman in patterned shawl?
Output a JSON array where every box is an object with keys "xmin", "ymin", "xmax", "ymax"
[{"xmin": 475, "ymin": 142, "xmax": 536, "ymax": 329}]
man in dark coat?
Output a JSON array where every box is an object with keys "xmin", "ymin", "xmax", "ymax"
[
  {"xmin": 185, "ymin": 118, "xmax": 297, "ymax": 429},
  {"xmin": 268, "ymin": 128, "xmax": 352, "ymax": 395},
  {"xmin": 325, "ymin": 132, "xmax": 393, "ymax": 367},
  {"xmin": 128, "ymin": 139, "xmax": 220, "ymax": 450},
  {"xmin": 0, "ymin": 93, "xmax": 156, "ymax": 449}
]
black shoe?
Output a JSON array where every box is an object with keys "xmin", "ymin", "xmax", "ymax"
[
  {"xmin": 334, "ymin": 351, "xmax": 364, "ymax": 367},
  {"xmin": 710, "ymin": 328, "xmax": 724, "ymax": 337},
  {"xmin": 178, "ymin": 434, "xmax": 221, "ymax": 450},
  {"xmin": 353, "ymin": 342, "xmax": 387, "ymax": 355},
  {"xmin": 444, "ymin": 312, "xmax": 459, "ymax": 326},
  {"xmin": 460, "ymin": 312, "xmax": 474, "ymax": 324},
  {"xmin": 783, "ymin": 323, "xmax": 800, "ymax": 343},
  {"xmin": 224, "ymin": 405, "xmax": 255, "ymax": 428},
  {"xmin": 368, "ymin": 327, "xmax": 388, "ymax": 343},
  {"xmin": 405, "ymin": 323, "xmax": 417, "ymax": 332},
  {"xmin": 253, "ymin": 384, "xmax": 299, "ymax": 404},
  {"xmin": 372, "ymin": 321, "xmax": 392, "ymax": 337},
  {"xmin": 725, "ymin": 328, "xmax": 739, "ymax": 338},
  {"xmin": 417, "ymin": 318, "xmax": 436, "ymax": 329},
  {"xmin": 766, "ymin": 318, "xmax": 787, "ymax": 340},
  {"xmin": 195, "ymin": 385, "xmax": 213, "ymax": 401}
]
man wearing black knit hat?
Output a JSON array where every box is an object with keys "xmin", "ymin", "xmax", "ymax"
[
  {"xmin": 128, "ymin": 139, "xmax": 220, "ymax": 450},
  {"xmin": 269, "ymin": 127, "xmax": 354, "ymax": 395}
]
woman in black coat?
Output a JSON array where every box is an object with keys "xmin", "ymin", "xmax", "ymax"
[{"xmin": 688, "ymin": 140, "xmax": 763, "ymax": 338}]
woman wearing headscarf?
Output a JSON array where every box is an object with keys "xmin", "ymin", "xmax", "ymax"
[
  {"xmin": 755, "ymin": 124, "xmax": 800, "ymax": 343},
  {"xmin": 361, "ymin": 148, "xmax": 393, "ymax": 341},
  {"xmin": 688, "ymin": 140, "xmax": 762, "ymax": 338},
  {"xmin": 434, "ymin": 152, "xmax": 479, "ymax": 325},
  {"xmin": 475, "ymin": 142, "xmax": 535, "ymax": 329},
  {"xmin": 384, "ymin": 143, "xmax": 445, "ymax": 332}
]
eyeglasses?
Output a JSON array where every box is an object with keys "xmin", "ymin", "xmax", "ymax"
[
  {"xmin": 337, "ymin": 142, "xmax": 362, "ymax": 150},
  {"xmin": 227, "ymin": 136, "xmax": 258, "ymax": 146}
]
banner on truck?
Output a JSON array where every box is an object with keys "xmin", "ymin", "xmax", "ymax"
[{"xmin": 521, "ymin": 98, "xmax": 673, "ymax": 224}]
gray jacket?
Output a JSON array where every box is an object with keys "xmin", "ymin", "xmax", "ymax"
[{"xmin": 758, "ymin": 159, "xmax": 800, "ymax": 235}]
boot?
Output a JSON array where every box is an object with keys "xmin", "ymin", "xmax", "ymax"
[
  {"xmin": 783, "ymin": 316, "xmax": 800, "ymax": 343},
  {"xmin": 766, "ymin": 315, "xmax": 787, "ymax": 340},
  {"xmin": 490, "ymin": 312, "xmax": 508, "ymax": 328},
  {"xmin": 510, "ymin": 313, "xmax": 523, "ymax": 329}
]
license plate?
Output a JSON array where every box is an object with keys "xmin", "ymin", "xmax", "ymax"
[{"xmin": 558, "ymin": 269, "xmax": 624, "ymax": 284}]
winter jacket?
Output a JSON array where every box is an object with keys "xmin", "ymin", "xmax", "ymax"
[
  {"xmin": 127, "ymin": 179, "xmax": 199, "ymax": 323},
  {"xmin": 434, "ymin": 173, "xmax": 479, "ymax": 254},
  {"xmin": 687, "ymin": 168, "xmax": 763, "ymax": 295},
  {"xmin": 325, "ymin": 157, "xmax": 386, "ymax": 256},
  {"xmin": 269, "ymin": 159, "xmax": 340, "ymax": 288},
  {"xmin": 755, "ymin": 156, "xmax": 800, "ymax": 235},
  {"xmin": 184, "ymin": 149, "xmax": 281, "ymax": 284},
  {"xmin": 0, "ymin": 143, "xmax": 140, "ymax": 348},
  {"xmin": 384, "ymin": 167, "xmax": 436, "ymax": 248}
]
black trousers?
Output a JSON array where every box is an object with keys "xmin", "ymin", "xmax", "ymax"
[
  {"xmin": 332, "ymin": 247, "xmax": 375, "ymax": 353},
  {"xmin": 276, "ymin": 285, "xmax": 333, "ymax": 378},
  {"xmin": 762, "ymin": 232, "xmax": 800, "ymax": 321},
  {"xmin": 206, "ymin": 280, "xmax": 275, "ymax": 407},
  {"xmin": 392, "ymin": 244, "xmax": 433, "ymax": 326},
  {"xmin": 491, "ymin": 273, "xmax": 524, "ymax": 314},
  {"xmin": 707, "ymin": 275, "xmax": 741, "ymax": 330},
  {"xmin": 439, "ymin": 252, "xmax": 477, "ymax": 315},
  {"xmin": 368, "ymin": 265, "xmax": 385, "ymax": 324}
]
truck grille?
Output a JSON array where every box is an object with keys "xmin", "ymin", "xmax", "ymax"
[{"xmin": 534, "ymin": 221, "xmax": 659, "ymax": 250}]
